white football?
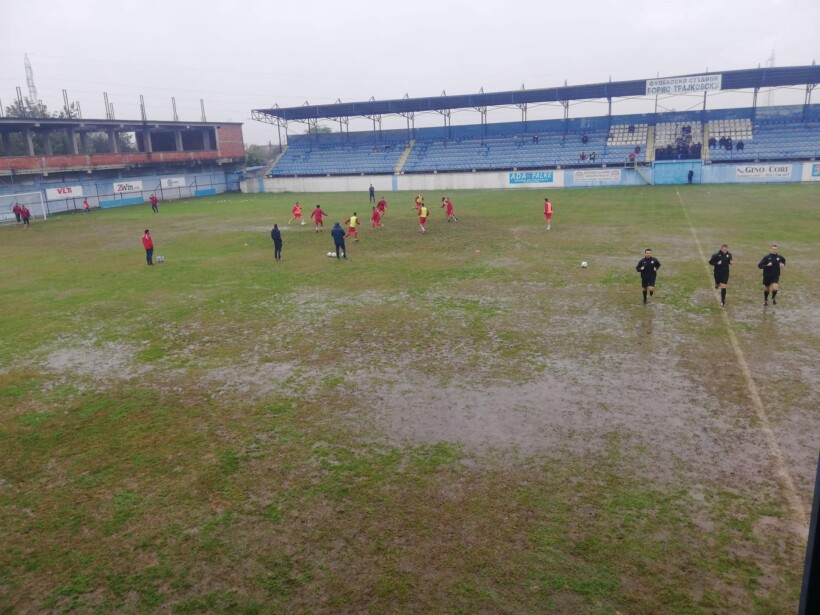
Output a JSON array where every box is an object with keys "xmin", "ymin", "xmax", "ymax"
[
  {"xmin": 581, "ymin": 261, "xmax": 588, "ymax": 268},
  {"xmin": 327, "ymin": 252, "xmax": 335, "ymax": 257}
]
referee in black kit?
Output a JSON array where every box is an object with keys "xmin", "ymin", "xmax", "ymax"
[
  {"xmin": 636, "ymin": 248, "xmax": 661, "ymax": 305},
  {"xmin": 758, "ymin": 244, "xmax": 786, "ymax": 306},
  {"xmin": 709, "ymin": 244, "xmax": 733, "ymax": 307}
]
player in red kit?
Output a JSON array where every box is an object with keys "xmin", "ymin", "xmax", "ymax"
[
  {"xmin": 376, "ymin": 197, "xmax": 387, "ymax": 217},
  {"xmin": 142, "ymin": 229, "xmax": 155, "ymax": 265},
  {"xmin": 289, "ymin": 202, "xmax": 304, "ymax": 225},
  {"xmin": 344, "ymin": 212, "xmax": 360, "ymax": 241},
  {"xmin": 544, "ymin": 197, "xmax": 553, "ymax": 230},
  {"xmin": 371, "ymin": 206, "xmax": 384, "ymax": 229},
  {"xmin": 310, "ymin": 205, "xmax": 328, "ymax": 232},
  {"xmin": 441, "ymin": 196, "xmax": 458, "ymax": 222}
]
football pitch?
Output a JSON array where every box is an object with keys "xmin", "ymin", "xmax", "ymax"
[{"xmin": 1, "ymin": 184, "xmax": 818, "ymax": 613}]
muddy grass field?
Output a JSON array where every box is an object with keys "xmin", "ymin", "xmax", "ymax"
[{"xmin": 1, "ymin": 184, "xmax": 818, "ymax": 613}]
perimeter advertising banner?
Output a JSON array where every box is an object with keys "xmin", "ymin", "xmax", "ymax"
[
  {"xmin": 113, "ymin": 180, "xmax": 143, "ymax": 193},
  {"xmin": 508, "ymin": 171, "xmax": 555, "ymax": 185},
  {"xmin": 735, "ymin": 164, "xmax": 792, "ymax": 180},
  {"xmin": 646, "ymin": 74, "xmax": 722, "ymax": 95},
  {"xmin": 160, "ymin": 177, "xmax": 186, "ymax": 189},
  {"xmin": 573, "ymin": 169, "xmax": 622, "ymax": 183},
  {"xmin": 45, "ymin": 186, "xmax": 84, "ymax": 200}
]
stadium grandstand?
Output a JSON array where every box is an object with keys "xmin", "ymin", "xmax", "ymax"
[
  {"xmin": 249, "ymin": 65, "xmax": 820, "ymax": 191},
  {"xmin": 0, "ymin": 117, "xmax": 245, "ymax": 218}
]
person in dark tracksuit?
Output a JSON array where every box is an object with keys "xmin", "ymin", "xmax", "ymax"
[
  {"xmin": 636, "ymin": 248, "xmax": 661, "ymax": 304},
  {"xmin": 330, "ymin": 222, "xmax": 347, "ymax": 259},
  {"xmin": 709, "ymin": 244, "xmax": 733, "ymax": 307},
  {"xmin": 758, "ymin": 244, "xmax": 786, "ymax": 306},
  {"xmin": 271, "ymin": 224, "xmax": 283, "ymax": 261}
]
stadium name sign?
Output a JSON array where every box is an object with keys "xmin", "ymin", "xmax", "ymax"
[
  {"xmin": 114, "ymin": 181, "xmax": 143, "ymax": 193},
  {"xmin": 45, "ymin": 186, "xmax": 84, "ymax": 200},
  {"xmin": 508, "ymin": 171, "xmax": 554, "ymax": 184},
  {"xmin": 735, "ymin": 164, "xmax": 792, "ymax": 180},
  {"xmin": 646, "ymin": 74, "xmax": 722, "ymax": 95}
]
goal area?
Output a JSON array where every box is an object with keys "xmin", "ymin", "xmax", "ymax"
[{"xmin": 0, "ymin": 191, "xmax": 47, "ymax": 224}]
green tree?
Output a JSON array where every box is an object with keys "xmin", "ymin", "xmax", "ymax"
[
  {"xmin": 244, "ymin": 144, "xmax": 269, "ymax": 167},
  {"xmin": 4, "ymin": 97, "xmax": 49, "ymax": 119},
  {"xmin": 305, "ymin": 124, "xmax": 333, "ymax": 135}
]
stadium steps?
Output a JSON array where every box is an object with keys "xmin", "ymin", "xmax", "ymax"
[
  {"xmin": 702, "ymin": 126, "xmax": 711, "ymax": 161},
  {"xmin": 266, "ymin": 145, "xmax": 288, "ymax": 175},
  {"xmin": 645, "ymin": 126, "xmax": 656, "ymax": 162},
  {"xmin": 634, "ymin": 165, "xmax": 653, "ymax": 185},
  {"xmin": 394, "ymin": 140, "xmax": 415, "ymax": 173}
]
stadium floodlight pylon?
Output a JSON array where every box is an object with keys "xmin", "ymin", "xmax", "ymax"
[{"xmin": 0, "ymin": 191, "xmax": 47, "ymax": 223}]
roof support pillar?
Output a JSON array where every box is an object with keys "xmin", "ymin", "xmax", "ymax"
[
  {"xmin": 42, "ymin": 129, "xmax": 53, "ymax": 156},
  {"xmin": 67, "ymin": 127, "xmax": 79, "ymax": 155},
  {"xmin": 23, "ymin": 127, "xmax": 34, "ymax": 156}
]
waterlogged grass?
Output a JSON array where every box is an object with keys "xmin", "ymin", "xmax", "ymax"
[{"xmin": 0, "ymin": 185, "xmax": 818, "ymax": 612}]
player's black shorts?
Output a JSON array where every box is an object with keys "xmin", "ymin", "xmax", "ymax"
[
  {"xmin": 763, "ymin": 276, "xmax": 780, "ymax": 286},
  {"xmin": 641, "ymin": 276, "xmax": 657, "ymax": 287},
  {"xmin": 713, "ymin": 271, "xmax": 729, "ymax": 285}
]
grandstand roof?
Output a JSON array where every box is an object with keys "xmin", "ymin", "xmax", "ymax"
[
  {"xmin": 0, "ymin": 118, "xmax": 242, "ymax": 131},
  {"xmin": 253, "ymin": 65, "xmax": 820, "ymax": 123}
]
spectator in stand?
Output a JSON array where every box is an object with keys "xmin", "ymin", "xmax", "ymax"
[
  {"xmin": 580, "ymin": 151, "xmax": 587, "ymax": 162},
  {"xmin": 581, "ymin": 134, "xmax": 589, "ymax": 144},
  {"xmin": 737, "ymin": 140, "xmax": 744, "ymax": 151},
  {"xmin": 634, "ymin": 145, "xmax": 641, "ymax": 155},
  {"xmin": 718, "ymin": 136, "xmax": 727, "ymax": 149},
  {"xmin": 708, "ymin": 137, "xmax": 717, "ymax": 148},
  {"xmin": 533, "ymin": 134, "xmax": 539, "ymax": 144},
  {"xmin": 12, "ymin": 202, "xmax": 22, "ymax": 223},
  {"xmin": 589, "ymin": 151, "xmax": 596, "ymax": 163},
  {"xmin": 628, "ymin": 124, "xmax": 635, "ymax": 133},
  {"xmin": 726, "ymin": 137, "xmax": 733, "ymax": 151},
  {"xmin": 628, "ymin": 151, "xmax": 636, "ymax": 164}
]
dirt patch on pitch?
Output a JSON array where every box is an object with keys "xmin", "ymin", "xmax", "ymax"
[
  {"xmin": 200, "ymin": 360, "xmax": 298, "ymax": 398},
  {"xmin": 346, "ymin": 352, "xmax": 778, "ymax": 484},
  {"xmin": 40, "ymin": 336, "xmax": 151, "ymax": 381}
]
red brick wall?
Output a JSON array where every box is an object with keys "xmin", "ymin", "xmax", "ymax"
[
  {"xmin": 0, "ymin": 150, "xmax": 226, "ymax": 173},
  {"xmin": 216, "ymin": 125, "xmax": 245, "ymax": 158}
]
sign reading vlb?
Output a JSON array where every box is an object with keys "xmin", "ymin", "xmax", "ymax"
[
  {"xmin": 509, "ymin": 171, "xmax": 554, "ymax": 184},
  {"xmin": 45, "ymin": 185, "xmax": 84, "ymax": 200}
]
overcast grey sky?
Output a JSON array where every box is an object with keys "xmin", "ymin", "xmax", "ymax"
[{"xmin": 1, "ymin": 0, "xmax": 818, "ymax": 144}]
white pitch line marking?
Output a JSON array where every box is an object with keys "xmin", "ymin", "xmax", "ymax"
[{"xmin": 675, "ymin": 190, "xmax": 808, "ymax": 532}]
